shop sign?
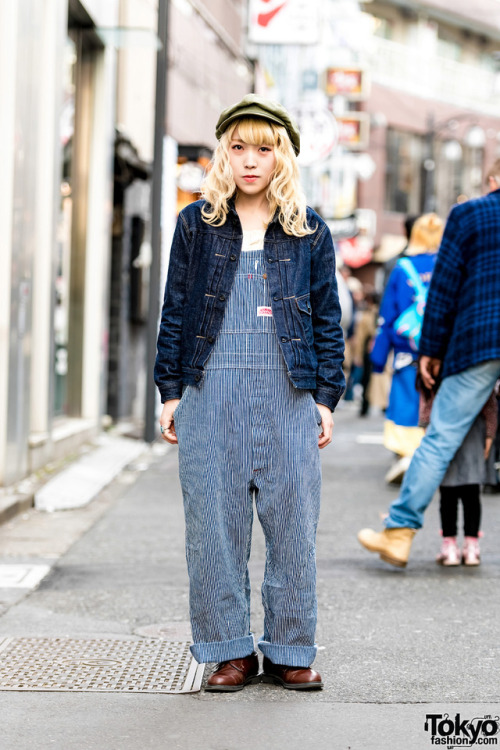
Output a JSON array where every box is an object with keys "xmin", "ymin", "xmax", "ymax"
[
  {"xmin": 248, "ymin": 0, "xmax": 319, "ymax": 45},
  {"xmin": 327, "ymin": 215, "xmax": 359, "ymax": 240},
  {"xmin": 327, "ymin": 209, "xmax": 377, "ymax": 242},
  {"xmin": 292, "ymin": 103, "xmax": 339, "ymax": 166},
  {"xmin": 337, "ymin": 235, "xmax": 374, "ymax": 268},
  {"xmin": 337, "ymin": 112, "xmax": 370, "ymax": 150},
  {"xmin": 302, "ymin": 69, "xmax": 319, "ymax": 92},
  {"xmin": 325, "ymin": 67, "xmax": 368, "ymax": 100}
]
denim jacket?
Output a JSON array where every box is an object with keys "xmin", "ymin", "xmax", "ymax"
[{"xmin": 154, "ymin": 199, "xmax": 345, "ymax": 411}]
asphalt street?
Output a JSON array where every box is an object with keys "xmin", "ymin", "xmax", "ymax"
[{"xmin": 1, "ymin": 403, "xmax": 500, "ymax": 750}]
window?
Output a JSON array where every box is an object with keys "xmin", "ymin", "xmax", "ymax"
[
  {"xmin": 385, "ymin": 129, "xmax": 424, "ymax": 214},
  {"xmin": 434, "ymin": 141, "xmax": 484, "ymax": 215},
  {"xmin": 373, "ymin": 15, "xmax": 394, "ymax": 40},
  {"xmin": 54, "ymin": 35, "xmax": 77, "ymax": 416},
  {"xmin": 434, "ymin": 140, "xmax": 463, "ymax": 217},
  {"xmin": 479, "ymin": 52, "xmax": 497, "ymax": 72},
  {"xmin": 361, "ymin": 12, "xmax": 394, "ymax": 40},
  {"xmin": 437, "ymin": 30, "xmax": 462, "ymax": 61}
]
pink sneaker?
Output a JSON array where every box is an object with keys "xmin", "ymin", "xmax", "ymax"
[
  {"xmin": 462, "ymin": 537, "xmax": 480, "ymax": 566},
  {"xmin": 436, "ymin": 537, "xmax": 460, "ymax": 566}
]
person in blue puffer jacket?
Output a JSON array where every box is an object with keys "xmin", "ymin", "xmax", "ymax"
[{"xmin": 370, "ymin": 213, "xmax": 444, "ymax": 483}]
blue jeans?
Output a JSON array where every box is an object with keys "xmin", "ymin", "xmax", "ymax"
[{"xmin": 386, "ymin": 360, "xmax": 500, "ymax": 529}]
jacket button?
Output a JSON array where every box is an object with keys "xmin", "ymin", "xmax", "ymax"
[
  {"xmin": 207, "ymin": 336, "xmax": 214, "ymax": 344},
  {"xmin": 281, "ymin": 337, "xmax": 288, "ymax": 343},
  {"xmin": 273, "ymin": 295, "xmax": 280, "ymax": 301},
  {"xmin": 268, "ymin": 258, "xmax": 274, "ymax": 263},
  {"xmin": 195, "ymin": 374, "xmax": 201, "ymax": 382},
  {"xmin": 230, "ymin": 254, "xmax": 236, "ymax": 261},
  {"xmin": 219, "ymin": 294, "xmax": 225, "ymax": 301}
]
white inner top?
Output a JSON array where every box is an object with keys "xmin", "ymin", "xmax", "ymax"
[{"xmin": 242, "ymin": 228, "xmax": 265, "ymax": 251}]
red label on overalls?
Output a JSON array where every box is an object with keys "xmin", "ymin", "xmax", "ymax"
[{"xmin": 257, "ymin": 306, "xmax": 273, "ymax": 317}]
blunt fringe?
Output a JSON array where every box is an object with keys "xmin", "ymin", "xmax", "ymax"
[{"xmin": 201, "ymin": 118, "xmax": 315, "ymax": 237}]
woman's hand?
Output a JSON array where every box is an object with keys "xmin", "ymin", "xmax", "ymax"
[
  {"xmin": 159, "ymin": 399, "xmax": 181, "ymax": 444},
  {"xmin": 485, "ymin": 436, "xmax": 493, "ymax": 461},
  {"xmin": 317, "ymin": 403, "xmax": 334, "ymax": 449}
]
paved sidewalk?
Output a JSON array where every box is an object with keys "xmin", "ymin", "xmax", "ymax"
[
  {"xmin": 1, "ymin": 406, "xmax": 500, "ymax": 749},
  {"xmin": 0, "ymin": 432, "xmax": 146, "ymax": 524}
]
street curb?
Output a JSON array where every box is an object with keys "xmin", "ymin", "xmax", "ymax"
[
  {"xmin": 0, "ymin": 433, "xmax": 160, "ymax": 527},
  {"xmin": 0, "ymin": 493, "xmax": 34, "ymax": 526},
  {"xmin": 34, "ymin": 436, "xmax": 146, "ymax": 512}
]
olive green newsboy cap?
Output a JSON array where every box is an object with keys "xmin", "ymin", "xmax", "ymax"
[{"xmin": 215, "ymin": 94, "xmax": 300, "ymax": 156}]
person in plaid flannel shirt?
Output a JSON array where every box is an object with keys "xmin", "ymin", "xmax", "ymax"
[{"xmin": 358, "ymin": 160, "xmax": 500, "ymax": 568}]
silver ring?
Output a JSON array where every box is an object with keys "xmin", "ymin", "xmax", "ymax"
[{"xmin": 160, "ymin": 425, "xmax": 165, "ymax": 434}]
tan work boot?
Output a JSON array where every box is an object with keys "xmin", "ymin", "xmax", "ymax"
[{"xmin": 357, "ymin": 527, "xmax": 416, "ymax": 568}]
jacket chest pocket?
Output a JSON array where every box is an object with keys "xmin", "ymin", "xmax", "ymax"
[
  {"xmin": 205, "ymin": 249, "xmax": 230, "ymax": 293},
  {"xmin": 195, "ymin": 232, "xmax": 233, "ymax": 294}
]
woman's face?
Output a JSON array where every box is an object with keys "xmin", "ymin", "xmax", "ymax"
[{"xmin": 228, "ymin": 127, "xmax": 276, "ymax": 199}]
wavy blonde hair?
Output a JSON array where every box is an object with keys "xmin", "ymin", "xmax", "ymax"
[
  {"xmin": 406, "ymin": 213, "xmax": 444, "ymax": 255},
  {"xmin": 201, "ymin": 117, "xmax": 314, "ymax": 236}
]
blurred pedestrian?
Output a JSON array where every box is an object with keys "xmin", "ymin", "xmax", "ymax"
[
  {"xmin": 382, "ymin": 214, "xmax": 418, "ymax": 288},
  {"xmin": 370, "ymin": 213, "xmax": 444, "ymax": 482},
  {"xmin": 419, "ymin": 380, "xmax": 498, "ymax": 566},
  {"xmin": 335, "ymin": 265, "xmax": 354, "ymax": 337},
  {"xmin": 343, "ymin": 272, "xmax": 364, "ymax": 401},
  {"xmin": 358, "ymin": 164, "xmax": 500, "ymax": 568},
  {"xmin": 352, "ymin": 288, "xmax": 379, "ymax": 416},
  {"xmin": 155, "ymin": 95, "xmax": 345, "ymax": 691},
  {"xmin": 483, "ymin": 387, "xmax": 500, "ymax": 492}
]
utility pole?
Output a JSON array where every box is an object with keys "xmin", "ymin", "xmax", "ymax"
[
  {"xmin": 422, "ymin": 112, "xmax": 436, "ymax": 214},
  {"xmin": 145, "ymin": 0, "xmax": 169, "ymax": 443}
]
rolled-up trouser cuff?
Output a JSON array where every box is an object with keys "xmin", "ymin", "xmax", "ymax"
[
  {"xmin": 384, "ymin": 514, "xmax": 420, "ymax": 530},
  {"xmin": 190, "ymin": 635, "xmax": 255, "ymax": 664},
  {"xmin": 257, "ymin": 639, "xmax": 317, "ymax": 668}
]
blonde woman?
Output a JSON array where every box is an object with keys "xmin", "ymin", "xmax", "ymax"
[
  {"xmin": 154, "ymin": 95, "xmax": 345, "ymax": 692},
  {"xmin": 369, "ymin": 213, "xmax": 444, "ymax": 483}
]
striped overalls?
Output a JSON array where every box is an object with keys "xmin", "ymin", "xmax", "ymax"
[{"xmin": 174, "ymin": 231, "xmax": 323, "ymax": 667}]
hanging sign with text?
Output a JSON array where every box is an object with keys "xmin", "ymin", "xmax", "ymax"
[
  {"xmin": 248, "ymin": 0, "xmax": 319, "ymax": 45},
  {"xmin": 325, "ymin": 67, "xmax": 369, "ymax": 100},
  {"xmin": 336, "ymin": 112, "xmax": 370, "ymax": 150}
]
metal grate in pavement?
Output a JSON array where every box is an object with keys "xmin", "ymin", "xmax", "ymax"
[{"xmin": 0, "ymin": 637, "xmax": 205, "ymax": 693}]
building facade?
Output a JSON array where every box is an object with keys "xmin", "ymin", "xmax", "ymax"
[
  {"xmin": 110, "ymin": 0, "xmax": 252, "ymax": 427},
  {"xmin": 0, "ymin": 0, "xmax": 119, "ymax": 487},
  {"xmin": 0, "ymin": 0, "xmax": 252, "ymax": 488},
  {"xmin": 249, "ymin": 0, "xmax": 500, "ymax": 278},
  {"xmin": 358, "ymin": 0, "xmax": 500, "ymax": 265}
]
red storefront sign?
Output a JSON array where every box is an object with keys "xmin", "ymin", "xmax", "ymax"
[
  {"xmin": 336, "ymin": 113, "xmax": 370, "ymax": 150},
  {"xmin": 326, "ymin": 67, "xmax": 368, "ymax": 100},
  {"xmin": 337, "ymin": 236, "xmax": 374, "ymax": 268}
]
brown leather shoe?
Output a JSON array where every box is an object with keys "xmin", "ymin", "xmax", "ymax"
[
  {"xmin": 261, "ymin": 656, "xmax": 323, "ymax": 690},
  {"xmin": 205, "ymin": 652, "xmax": 260, "ymax": 692}
]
